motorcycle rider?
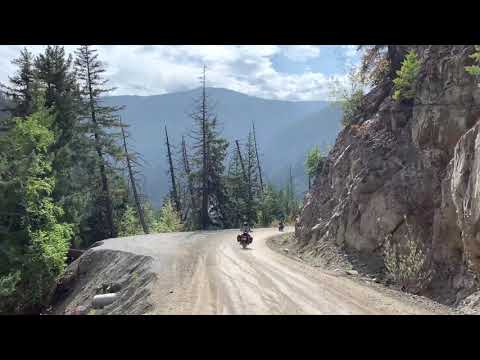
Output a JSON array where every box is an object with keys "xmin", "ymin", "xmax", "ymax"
[
  {"xmin": 241, "ymin": 221, "xmax": 251, "ymax": 234},
  {"xmin": 238, "ymin": 221, "xmax": 252, "ymax": 243}
]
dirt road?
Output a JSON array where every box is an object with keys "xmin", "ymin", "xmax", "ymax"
[{"xmin": 91, "ymin": 227, "xmax": 448, "ymax": 314}]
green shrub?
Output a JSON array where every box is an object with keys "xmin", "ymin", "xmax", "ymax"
[
  {"xmin": 466, "ymin": 45, "xmax": 480, "ymax": 77},
  {"xmin": 118, "ymin": 205, "xmax": 143, "ymax": 236},
  {"xmin": 392, "ymin": 51, "xmax": 421, "ymax": 101},
  {"xmin": 329, "ymin": 67, "xmax": 367, "ymax": 127},
  {"xmin": 151, "ymin": 200, "xmax": 183, "ymax": 233},
  {"xmin": 305, "ymin": 146, "xmax": 323, "ymax": 178}
]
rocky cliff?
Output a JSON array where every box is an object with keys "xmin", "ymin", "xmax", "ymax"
[{"xmin": 295, "ymin": 45, "xmax": 480, "ymax": 305}]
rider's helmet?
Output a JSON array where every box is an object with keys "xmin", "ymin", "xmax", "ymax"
[{"xmin": 243, "ymin": 221, "xmax": 248, "ymax": 226}]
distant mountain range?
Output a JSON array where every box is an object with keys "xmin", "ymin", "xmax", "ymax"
[{"xmin": 105, "ymin": 88, "xmax": 342, "ymax": 207}]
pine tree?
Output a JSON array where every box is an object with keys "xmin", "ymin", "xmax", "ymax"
[
  {"xmin": 258, "ymin": 183, "xmax": 282, "ymax": 226},
  {"xmin": 28, "ymin": 46, "xmax": 94, "ymax": 248},
  {"xmin": 74, "ymin": 45, "xmax": 125, "ymax": 240},
  {"xmin": 189, "ymin": 66, "xmax": 229, "ymax": 229},
  {"xmin": 151, "ymin": 200, "xmax": 184, "ymax": 233},
  {"xmin": 35, "ymin": 46, "xmax": 79, "ymax": 151},
  {"xmin": 0, "ymin": 47, "xmax": 36, "ymax": 118},
  {"xmin": 0, "ymin": 103, "xmax": 72, "ymax": 313},
  {"xmin": 224, "ymin": 147, "xmax": 246, "ymax": 228},
  {"xmin": 228, "ymin": 134, "xmax": 261, "ymax": 226}
]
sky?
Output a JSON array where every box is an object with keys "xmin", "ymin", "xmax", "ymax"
[{"xmin": 0, "ymin": 45, "xmax": 360, "ymax": 101}]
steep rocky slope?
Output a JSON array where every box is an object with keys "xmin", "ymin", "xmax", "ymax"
[{"xmin": 295, "ymin": 45, "xmax": 480, "ymax": 306}]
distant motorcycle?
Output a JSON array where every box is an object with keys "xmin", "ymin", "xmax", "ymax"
[
  {"xmin": 278, "ymin": 222, "xmax": 285, "ymax": 232},
  {"xmin": 237, "ymin": 231, "xmax": 253, "ymax": 249}
]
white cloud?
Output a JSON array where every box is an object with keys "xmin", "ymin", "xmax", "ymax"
[
  {"xmin": 0, "ymin": 45, "xmax": 352, "ymax": 101},
  {"xmin": 280, "ymin": 45, "xmax": 321, "ymax": 62},
  {"xmin": 340, "ymin": 45, "xmax": 358, "ymax": 58}
]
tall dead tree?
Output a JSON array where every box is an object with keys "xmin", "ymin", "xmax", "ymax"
[
  {"xmin": 288, "ymin": 164, "xmax": 296, "ymax": 218},
  {"xmin": 181, "ymin": 135, "xmax": 196, "ymax": 215},
  {"xmin": 200, "ymin": 66, "xmax": 209, "ymax": 229},
  {"xmin": 165, "ymin": 124, "xmax": 180, "ymax": 213},
  {"xmin": 252, "ymin": 120, "xmax": 264, "ymax": 194},
  {"xmin": 289, "ymin": 165, "xmax": 294, "ymax": 198},
  {"xmin": 235, "ymin": 139, "xmax": 248, "ymax": 183},
  {"xmin": 235, "ymin": 139, "xmax": 253, "ymax": 224},
  {"xmin": 121, "ymin": 124, "xmax": 149, "ymax": 234}
]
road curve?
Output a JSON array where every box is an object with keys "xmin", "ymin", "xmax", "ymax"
[{"xmin": 96, "ymin": 227, "xmax": 442, "ymax": 314}]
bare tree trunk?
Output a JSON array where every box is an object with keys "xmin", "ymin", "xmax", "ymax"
[
  {"xmin": 235, "ymin": 140, "xmax": 248, "ymax": 183},
  {"xmin": 388, "ymin": 45, "xmax": 407, "ymax": 79},
  {"xmin": 252, "ymin": 120, "xmax": 264, "ymax": 194},
  {"xmin": 289, "ymin": 165, "xmax": 295, "ymax": 218},
  {"xmin": 181, "ymin": 135, "xmax": 197, "ymax": 218},
  {"xmin": 121, "ymin": 126, "xmax": 149, "ymax": 234},
  {"xmin": 236, "ymin": 139, "xmax": 252, "ymax": 223},
  {"xmin": 86, "ymin": 55, "xmax": 115, "ymax": 238},
  {"xmin": 165, "ymin": 124, "xmax": 180, "ymax": 213},
  {"xmin": 201, "ymin": 65, "xmax": 209, "ymax": 230}
]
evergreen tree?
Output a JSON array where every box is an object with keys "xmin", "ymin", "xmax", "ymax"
[
  {"xmin": 224, "ymin": 147, "xmax": 246, "ymax": 228},
  {"xmin": 257, "ymin": 183, "xmax": 282, "ymax": 226},
  {"xmin": 35, "ymin": 46, "xmax": 79, "ymax": 151},
  {"xmin": 189, "ymin": 66, "xmax": 228, "ymax": 229},
  {"xmin": 225, "ymin": 133, "xmax": 262, "ymax": 227},
  {"xmin": 0, "ymin": 47, "xmax": 36, "ymax": 118},
  {"xmin": 32, "ymin": 46, "xmax": 96, "ymax": 248},
  {"xmin": 0, "ymin": 103, "xmax": 72, "ymax": 314},
  {"xmin": 151, "ymin": 200, "xmax": 184, "ymax": 233},
  {"xmin": 74, "ymin": 45, "xmax": 125, "ymax": 241}
]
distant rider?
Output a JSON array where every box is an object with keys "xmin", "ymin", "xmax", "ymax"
[{"xmin": 241, "ymin": 221, "xmax": 251, "ymax": 234}]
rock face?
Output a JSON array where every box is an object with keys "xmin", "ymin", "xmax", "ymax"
[{"xmin": 296, "ymin": 45, "xmax": 480, "ymax": 304}]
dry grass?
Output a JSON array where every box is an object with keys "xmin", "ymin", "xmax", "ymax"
[{"xmin": 383, "ymin": 215, "xmax": 433, "ymax": 294}]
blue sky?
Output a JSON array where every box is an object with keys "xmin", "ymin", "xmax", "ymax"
[
  {"xmin": 272, "ymin": 45, "xmax": 357, "ymax": 76},
  {"xmin": 0, "ymin": 45, "xmax": 360, "ymax": 101}
]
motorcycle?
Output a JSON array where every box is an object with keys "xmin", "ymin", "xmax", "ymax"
[
  {"xmin": 237, "ymin": 232, "xmax": 253, "ymax": 249},
  {"xmin": 278, "ymin": 222, "xmax": 285, "ymax": 232}
]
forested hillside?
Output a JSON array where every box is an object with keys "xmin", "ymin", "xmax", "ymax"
[{"xmin": 103, "ymin": 88, "xmax": 341, "ymax": 206}]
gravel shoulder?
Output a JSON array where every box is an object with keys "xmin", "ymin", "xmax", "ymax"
[{"xmin": 267, "ymin": 231, "xmax": 461, "ymax": 315}]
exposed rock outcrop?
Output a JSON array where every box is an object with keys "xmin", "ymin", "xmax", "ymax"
[{"xmin": 296, "ymin": 45, "xmax": 480, "ymax": 304}]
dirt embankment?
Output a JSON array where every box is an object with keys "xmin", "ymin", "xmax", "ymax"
[{"xmin": 51, "ymin": 247, "xmax": 157, "ymax": 315}]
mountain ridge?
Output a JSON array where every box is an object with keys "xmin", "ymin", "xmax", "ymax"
[{"xmin": 103, "ymin": 87, "xmax": 342, "ymax": 207}]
